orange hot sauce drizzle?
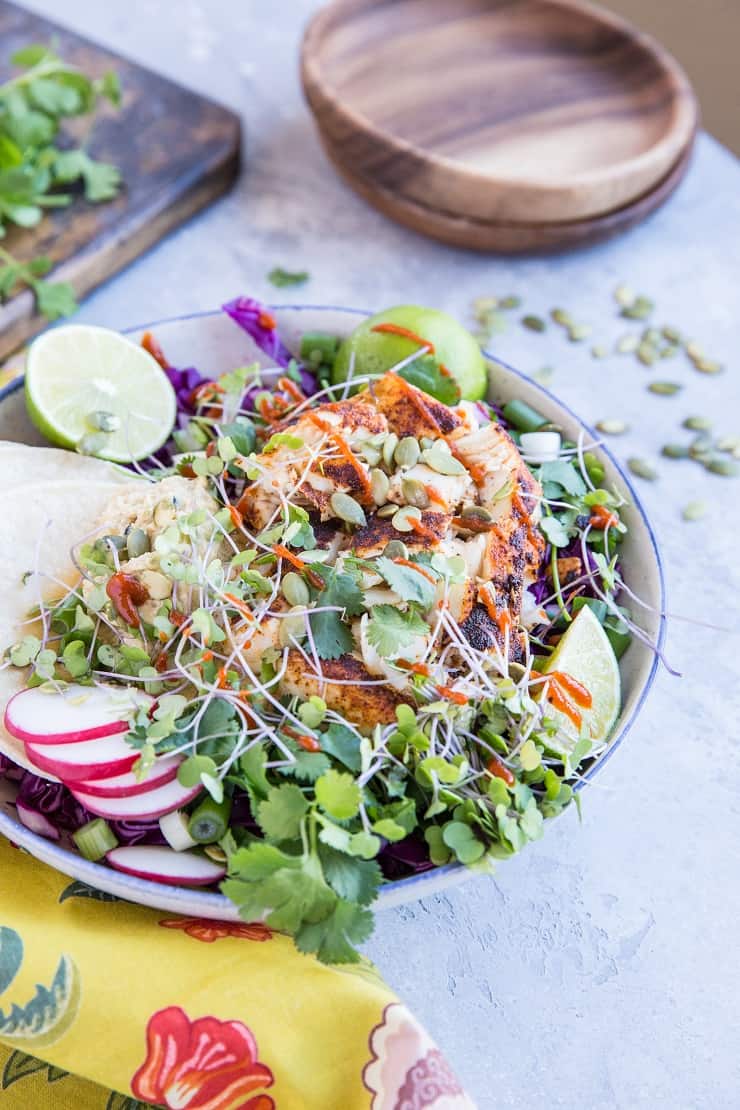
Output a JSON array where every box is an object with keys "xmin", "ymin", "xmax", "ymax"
[
  {"xmin": 106, "ymin": 573, "xmax": 149, "ymax": 628},
  {"xmin": 391, "ymin": 372, "xmax": 445, "ymax": 433},
  {"xmin": 141, "ymin": 331, "xmax": 169, "ymax": 369},
  {"xmin": 424, "ymin": 484, "xmax": 448, "ymax": 509},
  {"xmin": 589, "ymin": 503, "xmax": 619, "ymax": 530},
  {"xmin": 277, "ymin": 375, "xmax": 306, "ymax": 404},
  {"xmin": 392, "ymin": 557, "xmax": 436, "ymax": 583},
  {"xmin": 271, "ymin": 545, "xmax": 324, "ymax": 590},
  {"xmin": 371, "ymin": 323, "xmax": 435, "ymax": 352},
  {"xmin": 547, "ymin": 671, "xmax": 592, "ymax": 708},
  {"xmin": 408, "ymin": 516, "xmax": 439, "ymax": 541},
  {"xmin": 487, "ymin": 756, "xmax": 515, "ymax": 786},
  {"xmin": 306, "ymin": 413, "xmax": 373, "ymax": 501}
]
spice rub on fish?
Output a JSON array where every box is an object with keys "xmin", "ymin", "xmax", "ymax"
[{"xmin": 229, "ymin": 371, "xmax": 545, "ymax": 729}]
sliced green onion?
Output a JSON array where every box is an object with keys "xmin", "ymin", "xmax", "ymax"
[
  {"xmin": 502, "ymin": 399, "xmax": 548, "ymax": 433},
  {"xmin": 300, "ymin": 331, "xmax": 339, "ymax": 367},
  {"xmin": 73, "ymin": 818, "xmax": 118, "ymax": 861},
  {"xmin": 187, "ymin": 796, "xmax": 232, "ymax": 844}
]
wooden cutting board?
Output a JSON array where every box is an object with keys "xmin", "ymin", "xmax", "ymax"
[{"xmin": 0, "ymin": 1, "xmax": 241, "ymax": 361}]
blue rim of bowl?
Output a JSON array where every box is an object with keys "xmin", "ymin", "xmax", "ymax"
[{"xmin": 0, "ymin": 305, "xmax": 666, "ymax": 909}]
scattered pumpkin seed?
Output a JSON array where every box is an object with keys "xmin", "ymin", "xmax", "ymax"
[
  {"xmin": 716, "ymin": 436, "xmax": 740, "ymax": 453},
  {"xmin": 568, "ymin": 324, "xmax": 592, "ymax": 342},
  {"xmin": 637, "ymin": 343, "xmax": 657, "ymax": 367},
  {"xmin": 402, "ymin": 477, "xmax": 430, "ymax": 508},
  {"xmin": 394, "ymin": 436, "xmax": 420, "ymax": 469},
  {"xmin": 279, "ymin": 607, "xmax": 308, "ymax": 647},
  {"xmin": 614, "ymin": 284, "xmax": 635, "ymax": 307},
  {"xmin": 419, "ymin": 436, "xmax": 435, "ymax": 450},
  {"xmin": 472, "ymin": 296, "xmax": 499, "ymax": 315},
  {"xmin": 706, "ymin": 458, "xmax": 740, "ymax": 477},
  {"xmin": 685, "ymin": 341, "xmax": 704, "ymax": 361},
  {"xmin": 616, "ymin": 334, "xmax": 640, "ymax": 354},
  {"xmin": 627, "ymin": 457, "xmax": 658, "ymax": 481},
  {"xmin": 126, "ymin": 528, "xmax": 150, "ymax": 558},
  {"xmin": 689, "ymin": 435, "xmax": 713, "ymax": 460},
  {"xmin": 376, "ymin": 503, "xmax": 398, "ymax": 518},
  {"xmin": 360, "ymin": 444, "xmax": 381, "ymax": 467},
  {"xmin": 660, "ymin": 345, "xmax": 679, "ymax": 359},
  {"xmin": 648, "ymin": 381, "xmax": 682, "ymax": 396},
  {"xmin": 382, "ymin": 433, "xmax": 399, "ymax": 470},
  {"xmin": 392, "ymin": 505, "xmax": 422, "ymax": 532},
  {"xmin": 595, "ymin": 419, "xmax": 629, "ymax": 436},
  {"xmin": 642, "ymin": 327, "xmax": 662, "ymax": 346},
  {"xmin": 550, "ymin": 308, "xmax": 573, "ymax": 326},
  {"xmin": 621, "ymin": 295, "xmax": 654, "ymax": 320},
  {"xmin": 591, "ymin": 345, "xmax": 608, "ymax": 359},
  {"xmin": 281, "ymin": 571, "xmax": 310, "ymax": 607},
  {"xmin": 682, "ymin": 501, "xmax": 708, "ymax": 522},
  {"xmin": 421, "ymin": 443, "xmax": 466, "ymax": 476},
  {"xmin": 500, "ymin": 295, "xmax": 522, "ymax": 309},
  {"xmin": 522, "ymin": 314, "xmax": 546, "ymax": 332},
  {"xmin": 683, "ymin": 416, "xmax": 712, "ymax": 431},
  {"xmin": 661, "ymin": 325, "xmax": 683, "ymax": 344},
  {"xmin": 533, "ymin": 366, "xmax": 554, "ymax": 384},
  {"xmin": 382, "ymin": 540, "xmax": 408, "ymax": 559},
  {"xmin": 330, "ymin": 491, "xmax": 367, "ymax": 527},
  {"xmin": 370, "ymin": 468, "xmax": 390, "ymax": 505},
  {"xmin": 461, "ymin": 505, "xmax": 493, "ymax": 523},
  {"xmin": 661, "ymin": 444, "xmax": 690, "ymax": 459},
  {"xmin": 694, "ymin": 359, "xmax": 723, "ymax": 375},
  {"xmin": 204, "ymin": 844, "xmax": 227, "ymax": 863}
]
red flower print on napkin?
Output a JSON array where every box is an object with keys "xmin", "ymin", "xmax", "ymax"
[
  {"xmin": 158, "ymin": 917, "xmax": 272, "ymax": 943},
  {"xmin": 132, "ymin": 1005, "xmax": 275, "ymax": 1110}
]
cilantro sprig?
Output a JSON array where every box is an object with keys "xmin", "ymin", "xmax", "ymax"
[{"xmin": 0, "ymin": 42, "xmax": 122, "ymax": 321}]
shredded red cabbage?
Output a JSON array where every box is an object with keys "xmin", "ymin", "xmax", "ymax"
[
  {"xmin": 379, "ymin": 834, "xmax": 435, "ymax": 880},
  {"xmin": 222, "ymin": 296, "xmax": 317, "ymax": 396},
  {"xmin": 16, "ymin": 771, "xmax": 91, "ymax": 831}
]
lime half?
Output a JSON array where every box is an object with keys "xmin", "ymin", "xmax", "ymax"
[
  {"xmin": 542, "ymin": 605, "xmax": 621, "ymax": 754},
  {"xmin": 25, "ymin": 325, "xmax": 176, "ymax": 462}
]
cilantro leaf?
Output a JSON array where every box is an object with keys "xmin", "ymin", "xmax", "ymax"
[
  {"xmin": 255, "ymin": 783, "xmax": 308, "ymax": 842},
  {"xmin": 540, "ymin": 515, "xmax": 570, "ymax": 548},
  {"xmin": 374, "ymin": 556, "xmax": 436, "ymax": 607},
  {"xmin": 278, "ymin": 747, "xmax": 331, "ymax": 783},
  {"xmin": 366, "ymin": 605, "xmax": 429, "ymax": 657},
  {"xmin": 538, "ymin": 460, "xmax": 587, "ymax": 497},
  {"xmin": 32, "ymin": 278, "xmax": 77, "ymax": 320},
  {"xmin": 295, "ymin": 898, "xmax": 374, "ymax": 964},
  {"xmin": 319, "ymin": 722, "xmax": 362, "ymax": 773},
  {"xmin": 315, "ymin": 770, "xmax": 361, "ymax": 820},
  {"xmin": 224, "ymin": 843, "xmax": 335, "ymax": 933},
  {"xmin": 268, "ymin": 267, "xmax": 310, "ymax": 287},
  {"xmin": 310, "ymin": 566, "xmax": 364, "ymax": 661},
  {"xmin": 397, "ymin": 354, "xmax": 461, "ymax": 406},
  {"xmin": 319, "ymin": 845, "xmax": 382, "ymax": 906}
]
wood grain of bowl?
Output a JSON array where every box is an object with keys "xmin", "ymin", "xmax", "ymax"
[{"xmin": 302, "ymin": 0, "xmax": 698, "ymax": 225}]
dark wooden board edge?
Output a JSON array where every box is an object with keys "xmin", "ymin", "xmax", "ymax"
[{"xmin": 0, "ymin": 1, "xmax": 241, "ymax": 361}]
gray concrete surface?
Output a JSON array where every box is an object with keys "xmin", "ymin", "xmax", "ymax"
[{"xmin": 17, "ymin": 2, "xmax": 740, "ymax": 1106}]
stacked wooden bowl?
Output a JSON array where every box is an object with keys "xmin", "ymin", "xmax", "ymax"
[{"xmin": 301, "ymin": 0, "xmax": 698, "ymax": 252}]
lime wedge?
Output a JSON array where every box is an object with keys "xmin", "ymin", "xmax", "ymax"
[
  {"xmin": 542, "ymin": 605, "xmax": 621, "ymax": 754},
  {"xmin": 25, "ymin": 325, "xmax": 176, "ymax": 462}
]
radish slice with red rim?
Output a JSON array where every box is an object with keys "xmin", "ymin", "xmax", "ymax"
[
  {"xmin": 106, "ymin": 845, "xmax": 226, "ymax": 887},
  {"xmin": 75, "ymin": 755, "xmax": 182, "ymax": 798},
  {"xmin": 71, "ymin": 778, "xmax": 202, "ymax": 821},
  {"xmin": 4, "ymin": 685, "xmax": 150, "ymax": 745},
  {"xmin": 25, "ymin": 733, "xmax": 141, "ymax": 782}
]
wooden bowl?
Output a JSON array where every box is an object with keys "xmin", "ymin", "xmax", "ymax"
[
  {"xmin": 317, "ymin": 125, "xmax": 695, "ymax": 253},
  {"xmin": 301, "ymin": 0, "xmax": 698, "ymax": 225}
]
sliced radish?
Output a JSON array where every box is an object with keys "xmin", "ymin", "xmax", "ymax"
[
  {"xmin": 25, "ymin": 733, "xmax": 141, "ymax": 782},
  {"xmin": 71, "ymin": 778, "xmax": 202, "ymax": 821},
  {"xmin": 159, "ymin": 809, "xmax": 198, "ymax": 851},
  {"xmin": 75, "ymin": 754, "xmax": 182, "ymax": 798},
  {"xmin": 4, "ymin": 684, "xmax": 150, "ymax": 745},
  {"xmin": 106, "ymin": 845, "xmax": 225, "ymax": 887},
  {"xmin": 15, "ymin": 801, "xmax": 60, "ymax": 840}
]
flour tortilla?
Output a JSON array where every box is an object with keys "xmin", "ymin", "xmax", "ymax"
[
  {"xmin": 0, "ymin": 440, "xmax": 135, "ymax": 489},
  {"xmin": 0, "ymin": 476, "xmax": 136, "ymax": 778}
]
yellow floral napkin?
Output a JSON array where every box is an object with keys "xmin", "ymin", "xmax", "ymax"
[{"xmin": 0, "ymin": 838, "xmax": 474, "ymax": 1109}]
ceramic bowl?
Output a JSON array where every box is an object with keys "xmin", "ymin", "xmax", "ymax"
[{"xmin": 0, "ymin": 305, "xmax": 665, "ymax": 915}]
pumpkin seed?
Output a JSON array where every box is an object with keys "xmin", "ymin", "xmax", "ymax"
[
  {"xmin": 637, "ymin": 343, "xmax": 657, "ymax": 367},
  {"xmin": 648, "ymin": 381, "xmax": 682, "ymax": 395},
  {"xmin": 621, "ymin": 296, "xmax": 654, "ymax": 320},
  {"xmin": 419, "ymin": 436, "xmax": 435, "ymax": 450},
  {"xmin": 568, "ymin": 324, "xmax": 592, "ymax": 342},
  {"xmin": 717, "ymin": 436, "xmax": 740, "ymax": 453},
  {"xmin": 522, "ymin": 314, "xmax": 546, "ymax": 332},
  {"xmin": 616, "ymin": 334, "xmax": 640, "ymax": 354},
  {"xmin": 360, "ymin": 445, "xmax": 381, "ymax": 467},
  {"xmin": 204, "ymin": 844, "xmax": 227, "ymax": 863},
  {"xmin": 685, "ymin": 341, "xmax": 704, "ymax": 362},
  {"xmin": 500, "ymin": 295, "xmax": 521, "ymax": 309},
  {"xmin": 642, "ymin": 327, "xmax": 662, "ymax": 346},
  {"xmin": 281, "ymin": 571, "xmax": 310, "ymax": 607},
  {"xmin": 595, "ymin": 419, "xmax": 629, "ymax": 436},
  {"xmin": 661, "ymin": 444, "xmax": 690, "ymax": 459},
  {"xmin": 402, "ymin": 477, "xmax": 430, "ymax": 508},
  {"xmin": 101, "ymin": 534, "xmax": 126, "ymax": 552},
  {"xmin": 682, "ymin": 500, "xmax": 708, "ymax": 522},
  {"xmin": 330, "ymin": 491, "xmax": 367, "ymax": 527},
  {"xmin": 614, "ymin": 284, "xmax": 635, "ymax": 307},
  {"xmin": 370, "ymin": 468, "xmax": 390, "ymax": 504},
  {"xmin": 683, "ymin": 416, "xmax": 712, "ymax": 432},
  {"xmin": 392, "ymin": 505, "xmax": 422, "ymax": 533},
  {"xmin": 473, "ymin": 296, "xmax": 499, "ymax": 315},
  {"xmin": 126, "ymin": 528, "xmax": 150, "ymax": 558},
  {"xmin": 662, "ymin": 325, "xmax": 683, "ymax": 344},
  {"xmin": 376, "ymin": 503, "xmax": 398, "ymax": 518},
  {"xmin": 627, "ymin": 457, "xmax": 658, "ymax": 481},
  {"xmin": 394, "ymin": 436, "xmax": 420, "ymax": 468},
  {"xmin": 694, "ymin": 359, "xmax": 723, "ymax": 375},
  {"xmin": 689, "ymin": 435, "xmax": 713, "ymax": 460},
  {"xmin": 533, "ymin": 366, "xmax": 554, "ymax": 384},
  {"xmin": 462, "ymin": 505, "xmax": 493, "ymax": 522},
  {"xmin": 550, "ymin": 308, "xmax": 573, "ymax": 326},
  {"xmin": 382, "ymin": 540, "xmax": 408, "ymax": 559},
  {"xmin": 591, "ymin": 345, "xmax": 608, "ymax": 359},
  {"xmin": 706, "ymin": 458, "xmax": 740, "ymax": 477},
  {"xmin": 382, "ymin": 433, "xmax": 399, "ymax": 469},
  {"xmin": 279, "ymin": 606, "xmax": 308, "ymax": 647},
  {"xmin": 421, "ymin": 443, "xmax": 466, "ymax": 476},
  {"xmin": 660, "ymin": 345, "xmax": 679, "ymax": 359}
]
